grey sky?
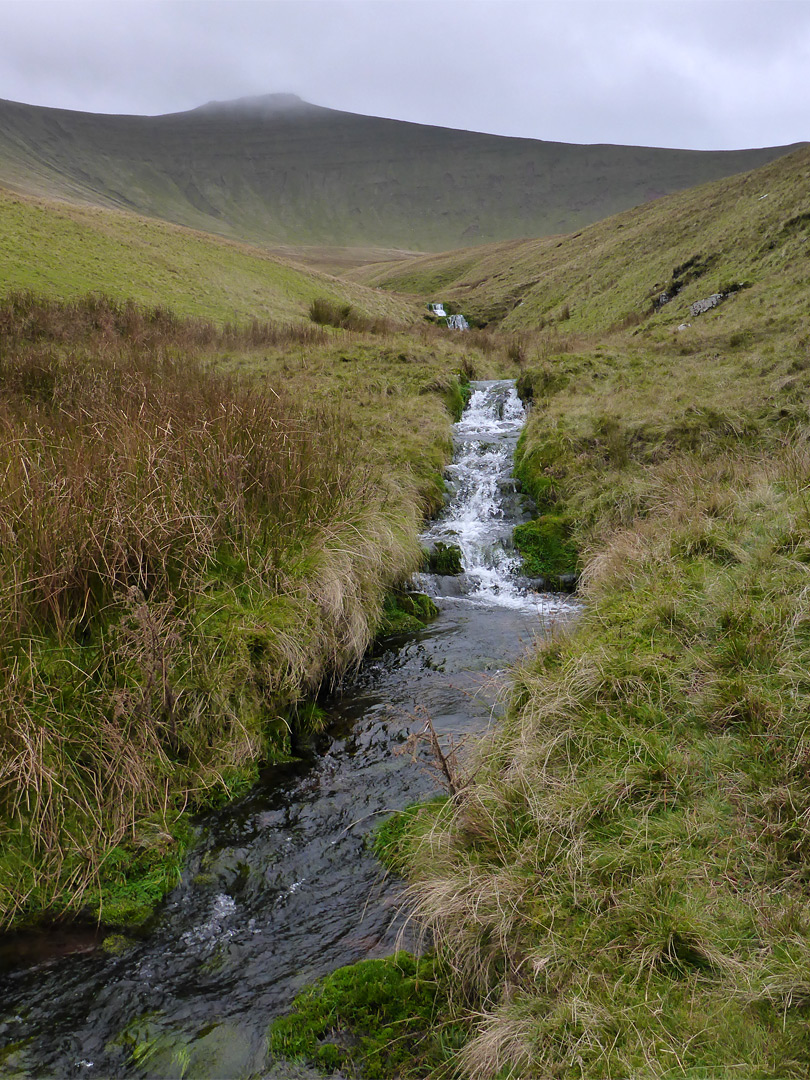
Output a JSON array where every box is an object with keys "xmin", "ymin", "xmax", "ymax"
[{"xmin": 0, "ymin": 0, "xmax": 808, "ymax": 150}]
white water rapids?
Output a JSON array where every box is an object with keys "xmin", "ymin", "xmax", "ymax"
[{"xmin": 421, "ymin": 379, "xmax": 568, "ymax": 611}]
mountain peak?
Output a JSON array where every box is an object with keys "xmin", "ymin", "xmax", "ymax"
[{"xmin": 194, "ymin": 93, "xmax": 311, "ymax": 115}]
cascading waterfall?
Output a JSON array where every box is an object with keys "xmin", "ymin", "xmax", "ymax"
[{"xmin": 422, "ymin": 379, "xmax": 548, "ymax": 608}]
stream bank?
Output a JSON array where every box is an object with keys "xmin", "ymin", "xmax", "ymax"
[{"xmin": 0, "ymin": 381, "xmax": 578, "ymax": 1079}]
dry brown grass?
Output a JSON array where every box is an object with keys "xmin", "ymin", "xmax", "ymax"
[{"xmin": 0, "ymin": 292, "xmax": 454, "ymax": 926}]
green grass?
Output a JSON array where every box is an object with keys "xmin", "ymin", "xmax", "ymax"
[
  {"xmin": 0, "ymin": 187, "xmax": 417, "ymax": 325},
  {"xmin": 407, "ymin": 453, "xmax": 810, "ymax": 1075},
  {"xmin": 395, "ymin": 258, "xmax": 810, "ymax": 1076},
  {"xmin": 0, "ymin": 293, "xmax": 497, "ymax": 930},
  {"xmin": 353, "ymin": 145, "xmax": 810, "ymax": 338}
]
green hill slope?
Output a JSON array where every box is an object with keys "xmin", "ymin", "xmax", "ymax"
[
  {"xmin": 0, "ymin": 185, "xmax": 415, "ymax": 325},
  {"xmin": 354, "ymin": 146, "xmax": 810, "ymax": 1079},
  {"xmin": 354, "ymin": 144, "xmax": 810, "ymax": 332},
  {"xmin": 0, "ymin": 94, "xmax": 801, "ymax": 253}
]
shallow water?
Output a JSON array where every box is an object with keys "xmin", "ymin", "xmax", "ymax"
[{"xmin": 0, "ymin": 381, "xmax": 578, "ymax": 1079}]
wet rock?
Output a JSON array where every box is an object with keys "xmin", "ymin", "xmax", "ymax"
[
  {"xmin": 558, "ymin": 572, "xmax": 580, "ymax": 592},
  {"xmin": 430, "ymin": 574, "xmax": 469, "ymax": 597},
  {"xmin": 523, "ymin": 571, "xmax": 579, "ymax": 594}
]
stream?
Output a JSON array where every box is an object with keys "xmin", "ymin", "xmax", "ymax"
[{"xmin": 0, "ymin": 380, "xmax": 578, "ymax": 1079}]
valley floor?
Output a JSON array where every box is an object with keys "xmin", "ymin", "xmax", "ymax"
[{"xmin": 4, "ymin": 275, "xmax": 810, "ymax": 1079}]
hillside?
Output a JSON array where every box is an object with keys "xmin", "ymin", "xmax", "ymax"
[
  {"xmin": 361, "ymin": 146, "xmax": 810, "ymax": 1077},
  {"xmin": 6, "ymin": 98, "xmax": 810, "ymax": 1077},
  {"xmin": 0, "ymin": 185, "xmax": 415, "ymax": 325},
  {"xmin": 354, "ymin": 144, "xmax": 810, "ymax": 333},
  {"xmin": 0, "ymin": 94, "xmax": 802, "ymax": 253}
]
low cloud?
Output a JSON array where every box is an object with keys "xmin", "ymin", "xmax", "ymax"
[{"xmin": 0, "ymin": 0, "xmax": 808, "ymax": 149}]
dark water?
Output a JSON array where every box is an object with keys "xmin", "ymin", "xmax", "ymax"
[{"xmin": 0, "ymin": 382, "xmax": 578, "ymax": 1079}]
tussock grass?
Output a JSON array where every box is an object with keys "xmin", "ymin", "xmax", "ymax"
[
  {"xmin": 0, "ymin": 288, "xmax": 329, "ymax": 350},
  {"xmin": 398, "ymin": 241, "xmax": 810, "ymax": 1072},
  {"xmin": 0, "ymin": 292, "xmax": 481, "ymax": 928},
  {"xmin": 259, "ymin": 146, "xmax": 810, "ymax": 1078},
  {"xmin": 406, "ymin": 445, "xmax": 810, "ymax": 1075}
]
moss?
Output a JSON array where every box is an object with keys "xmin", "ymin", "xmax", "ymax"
[
  {"xmin": 0, "ymin": 1038, "xmax": 32, "ymax": 1073},
  {"xmin": 377, "ymin": 591, "xmax": 439, "ymax": 638},
  {"xmin": 91, "ymin": 817, "xmax": 196, "ymax": 928},
  {"xmin": 268, "ymin": 952, "xmax": 465, "ymax": 1079},
  {"xmin": 423, "ymin": 542, "xmax": 464, "ymax": 575},
  {"xmin": 102, "ymin": 932, "xmax": 136, "ymax": 955},
  {"xmin": 513, "ymin": 514, "xmax": 579, "ymax": 579},
  {"xmin": 513, "ymin": 428, "xmax": 561, "ymax": 512},
  {"xmin": 444, "ymin": 375, "xmax": 471, "ymax": 421}
]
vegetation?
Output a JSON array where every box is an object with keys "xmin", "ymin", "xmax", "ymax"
[
  {"xmin": 353, "ymin": 145, "xmax": 810, "ymax": 334},
  {"xmin": 0, "ymin": 291, "xmax": 492, "ymax": 930},
  {"xmin": 512, "ymin": 515, "xmax": 578, "ymax": 582},
  {"xmin": 424, "ymin": 542, "xmax": 464, "ymax": 576},
  {"xmin": 263, "ymin": 148, "xmax": 810, "ymax": 1079},
  {"xmin": 0, "ymin": 186, "xmax": 416, "ymax": 325},
  {"xmin": 268, "ymin": 952, "xmax": 465, "ymax": 1078},
  {"xmin": 376, "ymin": 592, "xmax": 439, "ymax": 637},
  {"xmin": 371, "ymin": 797, "xmax": 450, "ymax": 876},
  {"xmin": 391, "ymin": 159, "xmax": 810, "ymax": 1076},
  {"xmin": 5, "ymin": 111, "xmax": 810, "ymax": 1078}
]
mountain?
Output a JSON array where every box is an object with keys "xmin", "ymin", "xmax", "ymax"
[{"xmin": 0, "ymin": 94, "xmax": 803, "ymax": 253}]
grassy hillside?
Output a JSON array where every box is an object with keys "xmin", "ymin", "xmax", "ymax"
[
  {"xmin": 6, "ymin": 116, "xmax": 810, "ymax": 1074},
  {"xmin": 0, "ymin": 94, "xmax": 801, "ymax": 253},
  {"xmin": 0, "ymin": 186, "xmax": 416, "ymax": 325},
  {"xmin": 272, "ymin": 148, "xmax": 810, "ymax": 1078},
  {"xmin": 352, "ymin": 145, "xmax": 810, "ymax": 334},
  {"xmin": 401, "ymin": 153, "xmax": 810, "ymax": 1078}
]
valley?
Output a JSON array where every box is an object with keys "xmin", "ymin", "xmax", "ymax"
[{"xmin": 1, "ymin": 95, "xmax": 810, "ymax": 1078}]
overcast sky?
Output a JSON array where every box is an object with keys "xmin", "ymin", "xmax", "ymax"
[{"xmin": 1, "ymin": 0, "xmax": 808, "ymax": 150}]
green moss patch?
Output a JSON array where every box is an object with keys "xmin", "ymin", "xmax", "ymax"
[
  {"xmin": 513, "ymin": 514, "xmax": 579, "ymax": 581},
  {"xmin": 377, "ymin": 592, "xmax": 439, "ymax": 638},
  {"xmin": 268, "ymin": 952, "xmax": 464, "ymax": 1078},
  {"xmin": 423, "ymin": 542, "xmax": 464, "ymax": 575}
]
